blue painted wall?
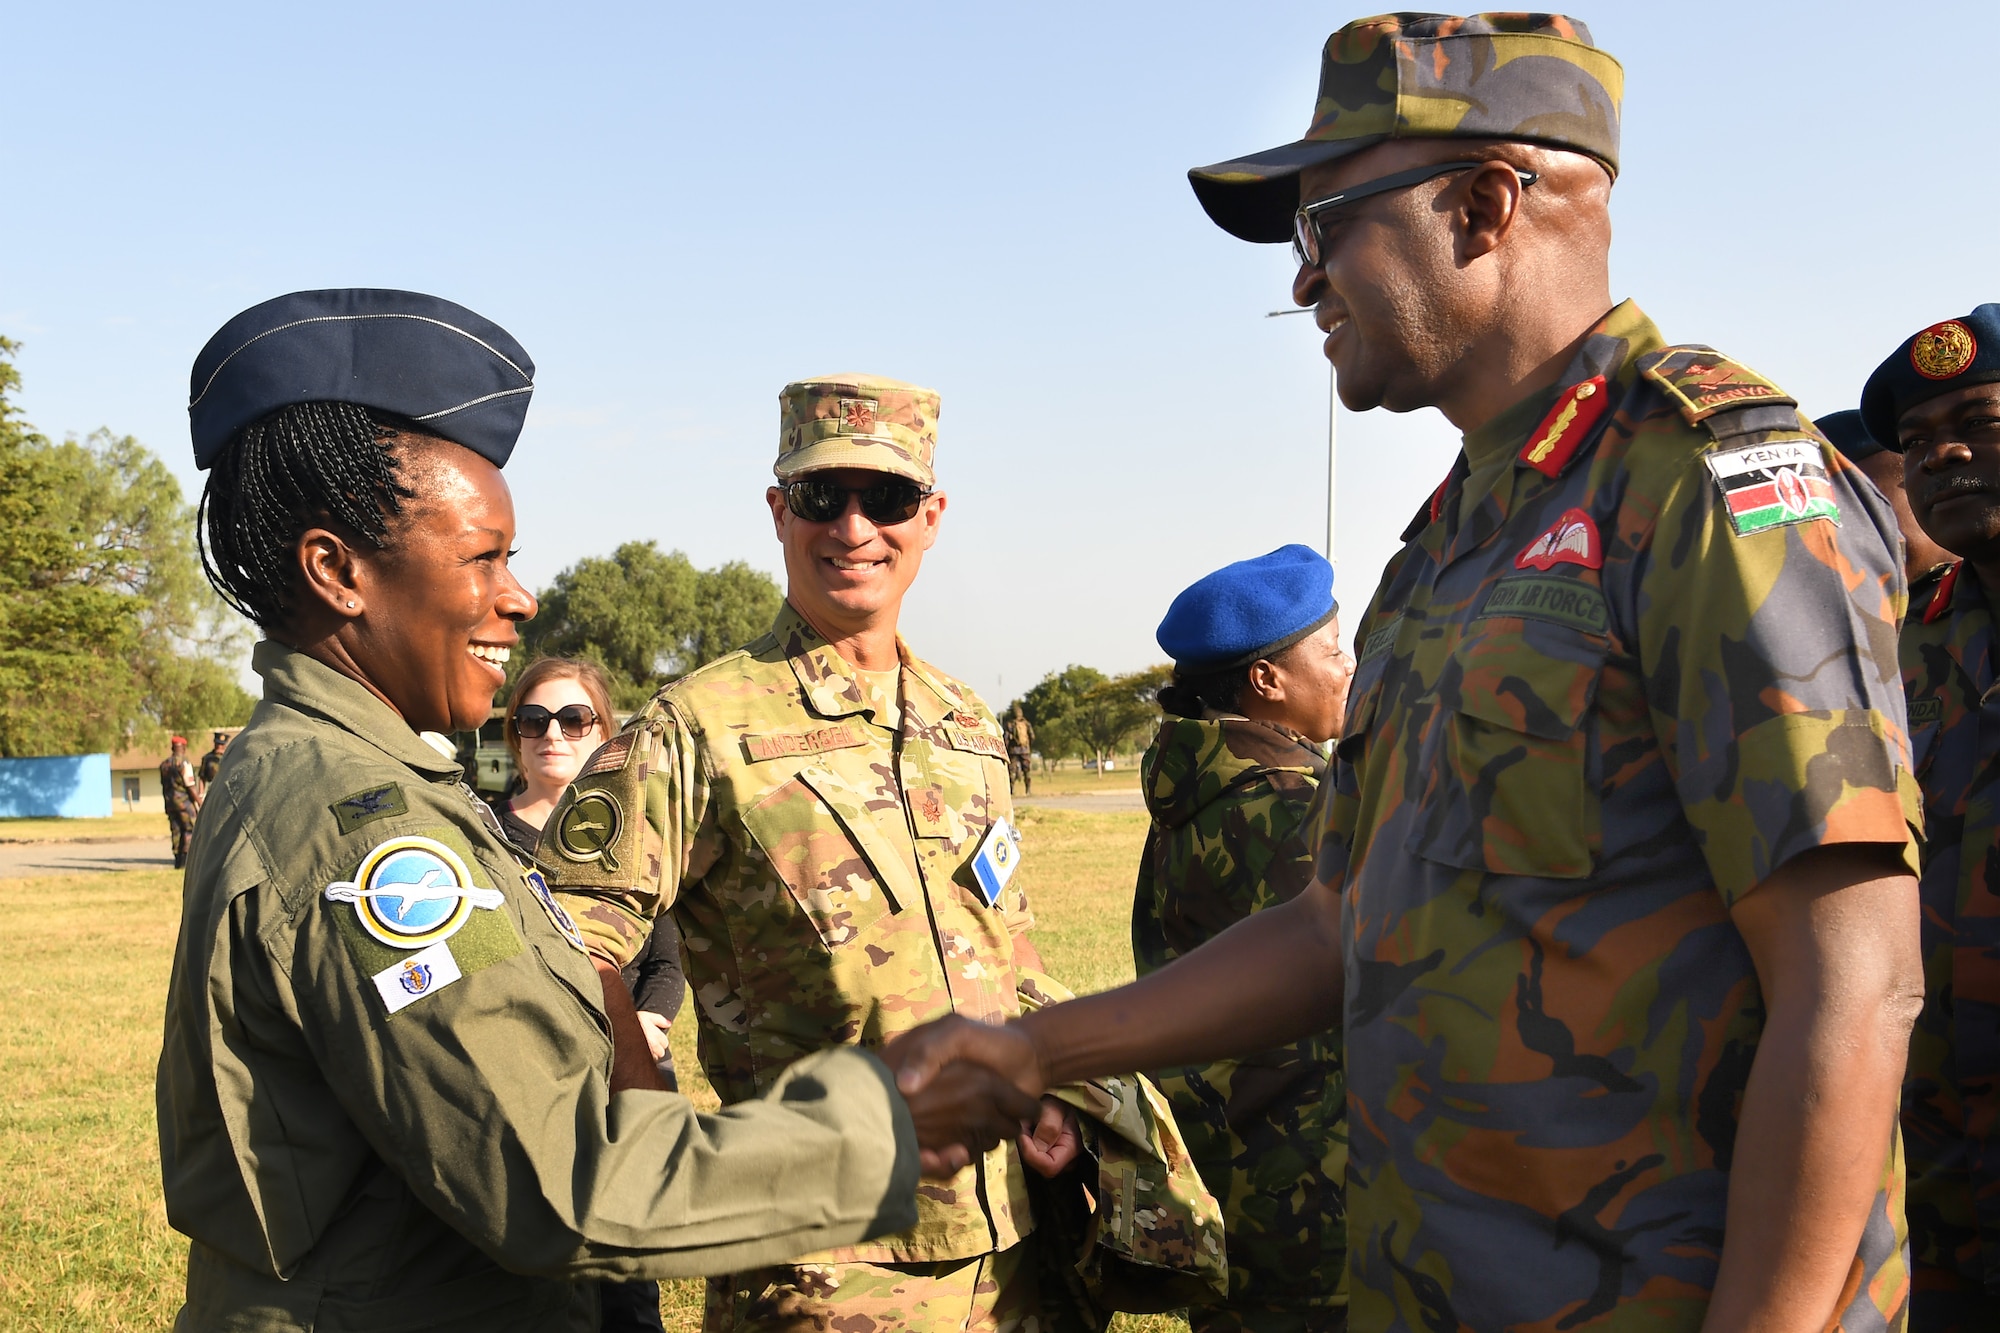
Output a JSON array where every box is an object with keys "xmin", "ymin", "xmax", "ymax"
[{"xmin": 0, "ymin": 754, "xmax": 113, "ymax": 818}]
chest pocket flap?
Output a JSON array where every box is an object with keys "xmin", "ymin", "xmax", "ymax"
[
  {"xmin": 742, "ymin": 764, "xmax": 917, "ymax": 949},
  {"xmin": 1407, "ymin": 628, "xmax": 1605, "ymax": 879}
]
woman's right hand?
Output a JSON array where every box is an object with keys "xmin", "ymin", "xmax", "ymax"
[{"xmin": 637, "ymin": 1010, "xmax": 672, "ymax": 1063}]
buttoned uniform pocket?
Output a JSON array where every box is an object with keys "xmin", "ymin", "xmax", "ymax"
[
  {"xmin": 740, "ymin": 769, "xmax": 907, "ymax": 950},
  {"xmin": 1406, "ymin": 629, "xmax": 1605, "ymax": 879}
]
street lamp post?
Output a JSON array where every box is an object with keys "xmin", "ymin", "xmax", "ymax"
[{"xmin": 1269, "ymin": 308, "xmax": 1335, "ymax": 564}]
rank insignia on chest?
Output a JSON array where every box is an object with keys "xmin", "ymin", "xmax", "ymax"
[
  {"xmin": 970, "ymin": 817, "xmax": 1023, "ymax": 907},
  {"xmin": 1519, "ymin": 376, "xmax": 1609, "ymax": 477},
  {"xmin": 325, "ymin": 835, "xmax": 506, "ymax": 948},
  {"xmin": 1516, "ymin": 507, "xmax": 1603, "ymax": 571},
  {"xmin": 1704, "ymin": 439, "xmax": 1841, "ymax": 536}
]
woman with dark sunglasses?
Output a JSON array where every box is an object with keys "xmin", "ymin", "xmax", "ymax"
[{"xmin": 496, "ymin": 656, "xmax": 617, "ymax": 852}]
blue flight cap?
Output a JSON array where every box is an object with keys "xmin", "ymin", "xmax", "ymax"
[
  {"xmin": 1813, "ymin": 410, "xmax": 1884, "ymax": 465},
  {"xmin": 188, "ymin": 289, "xmax": 535, "ymax": 470},
  {"xmin": 1861, "ymin": 303, "xmax": 2000, "ymax": 451},
  {"xmin": 1157, "ymin": 544, "xmax": 1337, "ymax": 672}
]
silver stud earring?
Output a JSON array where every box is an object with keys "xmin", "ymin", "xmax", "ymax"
[{"xmin": 346, "ymin": 600, "xmax": 356, "ymax": 608}]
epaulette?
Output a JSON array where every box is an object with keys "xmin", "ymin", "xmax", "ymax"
[{"xmin": 1638, "ymin": 346, "xmax": 1795, "ymax": 423}]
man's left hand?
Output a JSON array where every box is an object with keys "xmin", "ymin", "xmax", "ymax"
[{"xmin": 1017, "ymin": 1096, "xmax": 1081, "ymax": 1177}]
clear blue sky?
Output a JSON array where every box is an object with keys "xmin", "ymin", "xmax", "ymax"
[{"xmin": 7, "ymin": 2, "xmax": 1997, "ymax": 707}]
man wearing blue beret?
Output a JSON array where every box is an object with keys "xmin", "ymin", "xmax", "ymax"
[
  {"xmin": 1139, "ymin": 545, "xmax": 1353, "ymax": 1333},
  {"xmin": 158, "ymin": 290, "xmax": 959, "ymax": 1333},
  {"xmin": 1870, "ymin": 305, "xmax": 2000, "ymax": 1329},
  {"xmin": 888, "ymin": 13, "xmax": 1923, "ymax": 1331}
]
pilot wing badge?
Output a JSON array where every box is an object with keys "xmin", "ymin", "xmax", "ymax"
[
  {"xmin": 325, "ymin": 835, "xmax": 506, "ymax": 950},
  {"xmin": 970, "ymin": 817, "xmax": 1024, "ymax": 907},
  {"xmin": 1516, "ymin": 507, "xmax": 1603, "ymax": 571}
]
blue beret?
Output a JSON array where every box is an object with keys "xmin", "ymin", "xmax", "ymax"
[
  {"xmin": 1861, "ymin": 303, "xmax": 2000, "ymax": 451},
  {"xmin": 1813, "ymin": 410, "xmax": 1884, "ymax": 464},
  {"xmin": 188, "ymin": 289, "xmax": 534, "ymax": 470},
  {"xmin": 1157, "ymin": 544, "xmax": 1337, "ymax": 672}
]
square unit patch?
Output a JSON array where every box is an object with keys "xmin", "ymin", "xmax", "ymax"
[{"xmin": 1705, "ymin": 439, "xmax": 1841, "ymax": 536}]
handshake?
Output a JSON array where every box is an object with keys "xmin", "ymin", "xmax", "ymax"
[{"xmin": 881, "ymin": 1014, "xmax": 1075, "ymax": 1179}]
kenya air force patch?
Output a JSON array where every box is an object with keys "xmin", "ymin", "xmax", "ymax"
[
  {"xmin": 1516, "ymin": 508, "xmax": 1603, "ymax": 570},
  {"xmin": 1705, "ymin": 439, "xmax": 1841, "ymax": 537}
]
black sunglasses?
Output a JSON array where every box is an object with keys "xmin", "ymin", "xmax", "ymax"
[
  {"xmin": 782, "ymin": 476, "xmax": 931, "ymax": 526},
  {"xmin": 1292, "ymin": 160, "xmax": 1539, "ymax": 268},
  {"xmin": 512, "ymin": 703, "xmax": 599, "ymax": 740}
]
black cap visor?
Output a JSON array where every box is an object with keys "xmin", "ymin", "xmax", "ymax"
[{"xmin": 1188, "ymin": 135, "xmax": 1385, "ymax": 243}]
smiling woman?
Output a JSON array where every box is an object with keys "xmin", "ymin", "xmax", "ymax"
[{"xmin": 156, "ymin": 289, "xmax": 924, "ymax": 1333}]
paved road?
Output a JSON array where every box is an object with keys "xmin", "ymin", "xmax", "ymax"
[
  {"xmin": 0, "ymin": 838, "xmax": 174, "ymax": 878},
  {"xmin": 1014, "ymin": 790, "xmax": 1146, "ymax": 813}
]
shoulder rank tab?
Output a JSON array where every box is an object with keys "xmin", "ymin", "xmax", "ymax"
[
  {"xmin": 1923, "ymin": 561, "xmax": 1962, "ymax": 626},
  {"xmin": 1638, "ymin": 346, "xmax": 1795, "ymax": 424},
  {"xmin": 1518, "ymin": 375, "xmax": 1610, "ymax": 477}
]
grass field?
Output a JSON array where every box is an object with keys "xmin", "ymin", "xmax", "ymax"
[
  {"xmin": 0, "ymin": 812, "xmax": 166, "ymax": 843},
  {"xmin": 0, "ymin": 805, "xmax": 1171, "ymax": 1332}
]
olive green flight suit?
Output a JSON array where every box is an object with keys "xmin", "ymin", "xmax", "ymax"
[{"xmin": 156, "ymin": 642, "xmax": 919, "ymax": 1333}]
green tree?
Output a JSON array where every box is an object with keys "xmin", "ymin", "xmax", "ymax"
[
  {"xmin": 1015, "ymin": 664, "xmax": 1170, "ymax": 772},
  {"xmin": 519, "ymin": 541, "xmax": 783, "ymax": 708},
  {"xmin": 0, "ymin": 339, "xmax": 253, "ymax": 756}
]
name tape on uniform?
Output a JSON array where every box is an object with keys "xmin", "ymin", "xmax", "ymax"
[
  {"xmin": 372, "ymin": 940, "xmax": 462, "ymax": 1014},
  {"xmin": 971, "ymin": 817, "xmax": 1023, "ymax": 907}
]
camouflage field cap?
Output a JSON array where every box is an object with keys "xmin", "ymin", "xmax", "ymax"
[
  {"xmin": 775, "ymin": 373, "xmax": 939, "ymax": 487},
  {"xmin": 1189, "ymin": 12, "xmax": 1624, "ymax": 243}
]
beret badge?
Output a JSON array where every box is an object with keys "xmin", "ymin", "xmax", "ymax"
[{"xmin": 1911, "ymin": 320, "xmax": 1977, "ymax": 381}]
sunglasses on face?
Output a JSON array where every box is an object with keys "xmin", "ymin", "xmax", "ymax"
[
  {"xmin": 1292, "ymin": 161, "xmax": 1540, "ymax": 268},
  {"xmin": 782, "ymin": 476, "xmax": 931, "ymax": 526},
  {"xmin": 512, "ymin": 703, "xmax": 599, "ymax": 740}
]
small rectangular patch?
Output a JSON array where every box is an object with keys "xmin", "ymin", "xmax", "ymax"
[
  {"xmin": 1705, "ymin": 439, "xmax": 1841, "ymax": 536},
  {"xmin": 970, "ymin": 818, "xmax": 1023, "ymax": 906},
  {"xmin": 942, "ymin": 723, "xmax": 1007, "ymax": 758},
  {"xmin": 581, "ymin": 731, "xmax": 637, "ymax": 778},
  {"xmin": 1909, "ymin": 697, "xmax": 1943, "ymax": 725},
  {"xmin": 1477, "ymin": 575, "xmax": 1612, "ymax": 636},
  {"xmin": 372, "ymin": 940, "xmax": 462, "ymax": 1014},
  {"xmin": 743, "ymin": 723, "xmax": 868, "ymax": 763},
  {"xmin": 1359, "ymin": 616, "xmax": 1403, "ymax": 665},
  {"xmin": 330, "ymin": 783, "xmax": 408, "ymax": 836}
]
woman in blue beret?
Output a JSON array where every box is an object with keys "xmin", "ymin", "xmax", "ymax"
[
  {"xmin": 1132, "ymin": 544, "xmax": 1353, "ymax": 1333},
  {"xmin": 158, "ymin": 289, "xmax": 925, "ymax": 1333}
]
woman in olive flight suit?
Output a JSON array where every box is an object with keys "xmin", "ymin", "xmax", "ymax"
[{"xmin": 153, "ymin": 289, "xmax": 1006, "ymax": 1333}]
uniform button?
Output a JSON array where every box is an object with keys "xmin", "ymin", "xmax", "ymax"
[{"xmin": 1575, "ymin": 381, "xmax": 1597, "ymax": 399}]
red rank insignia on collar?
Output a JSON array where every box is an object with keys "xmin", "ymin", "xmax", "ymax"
[
  {"xmin": 1923, "ymin": 562, "xmax": 1961, "ymax": 625},
  {"xmin": 1516, "ymin": 508, "xmax": 1603, "ymax": 570},
  {"xmin": 1518, "ymin": 375, "xmax": 1610, "ymax": 477}
]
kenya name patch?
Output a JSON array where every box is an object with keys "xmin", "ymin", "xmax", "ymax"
[{"xmin": 1705, "ymin": 439, "xmax": 1841, "ymax": 536}]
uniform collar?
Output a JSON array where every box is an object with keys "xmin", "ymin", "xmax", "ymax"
[
  {"xmin": 773, "ymin": 601, "xmax": 974, "ymax": 734},
  {"xmin": 252, "ymin": 639, "xmax": 465, "ymax": 780}
]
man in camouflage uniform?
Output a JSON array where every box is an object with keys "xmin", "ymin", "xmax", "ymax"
[
  {"xmin": 1135, "ymin": 546, "xmax": 1352, "ymax": 1333},
  {"xmin": 160, "ymin": 734, "xmax": 201, "ymax": 868},
  {"xmin": 197, "ymin": 729, "xmax": 229, "ymax": 796},
  {"xmin": 1869, "ymin": 305, "xmax": 2000, "ymax": 1330},
  {"xmin": 1005, "ymin": 708, "xmax": 1034, "ymax": 794},
  {"xmin": 542, "ymin": 375, "xmax": 1074, "ymax": 1333},
  {"xmin": 887, "ymin": 15, "xmax": 1924, "ymax": 1332}
]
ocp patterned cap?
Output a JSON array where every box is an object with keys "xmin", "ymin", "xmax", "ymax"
[
  {"xmin": 188, "ymin": 289, "xmax": 534, "ymax": 470},
  {"xmin": 1189, "ymin": 12, "xmax": 1624, "ymax": 243},
  {"xmin": 1861, "ymin": 305, "xmax": 2000, "ymax": 450},
  {"xmin": 775, "ymin": 373, "xmax": 939, "ymax": 486}
]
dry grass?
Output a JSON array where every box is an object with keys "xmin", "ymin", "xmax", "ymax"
[
  {"xmin": 0, "ymin": 812, "xmax": 168, "ymax": 843},
  {"xmin": 0, "ymin": 808, "xmax": 1179, "ymax": 1332}
]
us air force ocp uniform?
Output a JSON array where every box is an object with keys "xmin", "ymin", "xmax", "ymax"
[{"xmin": 157, "ymin": 294, "xmax": 919, "ymax": 1333}]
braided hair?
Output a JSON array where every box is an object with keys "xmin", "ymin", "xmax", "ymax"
[
  {"xmin": 1156, "ymin": 664, "xmax": 1248, "ymax": 720},
  {"xmin": 198, "ymin": 402, "xmax": 419, "ymax": 631}
]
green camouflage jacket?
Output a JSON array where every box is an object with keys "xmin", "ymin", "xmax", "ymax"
[
  {"xmin": 156, "ymin": 643, "xmax": 919, "ymax": 1333},
  {"xmin": 1901, "ymin": 560, "xmax": 2000, "ymax": 1315},
  {"xmin": 543, "ymin": 603, "xmax": 1036, "ymax": 1264},
  {"xmin": 1131, "ymin": 716, "xmax": 1345, "ymax": 1313},
  {"xmin": 1321, "ymin": 302, "xmax": 1921, "ymax": 1331}
]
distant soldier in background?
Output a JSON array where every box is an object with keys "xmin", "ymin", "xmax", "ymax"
[
  {"xmin": 160, "ymin": 735, "xmax": 200, "ymax": 868},
  {"xmin": 196, "ymin": 730, "xmax": 229, "ymax": 797},
  {"xmin": 1137, "ymin": 545, "xmax": 1353, "ymax": 1333},
  {"xmin": 1006, "ymin": 706, "xmax": 1035, "ymax": 794}
]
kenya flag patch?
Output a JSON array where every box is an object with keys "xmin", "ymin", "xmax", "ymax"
[{"xmin": 1704, "ymin": 439, "xmax": 1841, "ymax": 536}]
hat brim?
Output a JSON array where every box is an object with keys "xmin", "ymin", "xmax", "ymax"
[
  {"xmin": 1188, "ymin": 136, "xmax": 1386, "ymax": 244},
  {"xmin": 773, "ymin": 440, "xmax": 933, "ymax": 488}
]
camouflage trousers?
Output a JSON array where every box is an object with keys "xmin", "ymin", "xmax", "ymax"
[
  {"xmin": 703, "ymin": 1244, "xmax": 1036, "ymax": 1333},
  {"xmin": 165, "ymin": 804, "xmax": 196, "ymax": 868},
  {"xmin": 1188, "ymin": 1302, "xmax": 1346, "ymax": 1333}
]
